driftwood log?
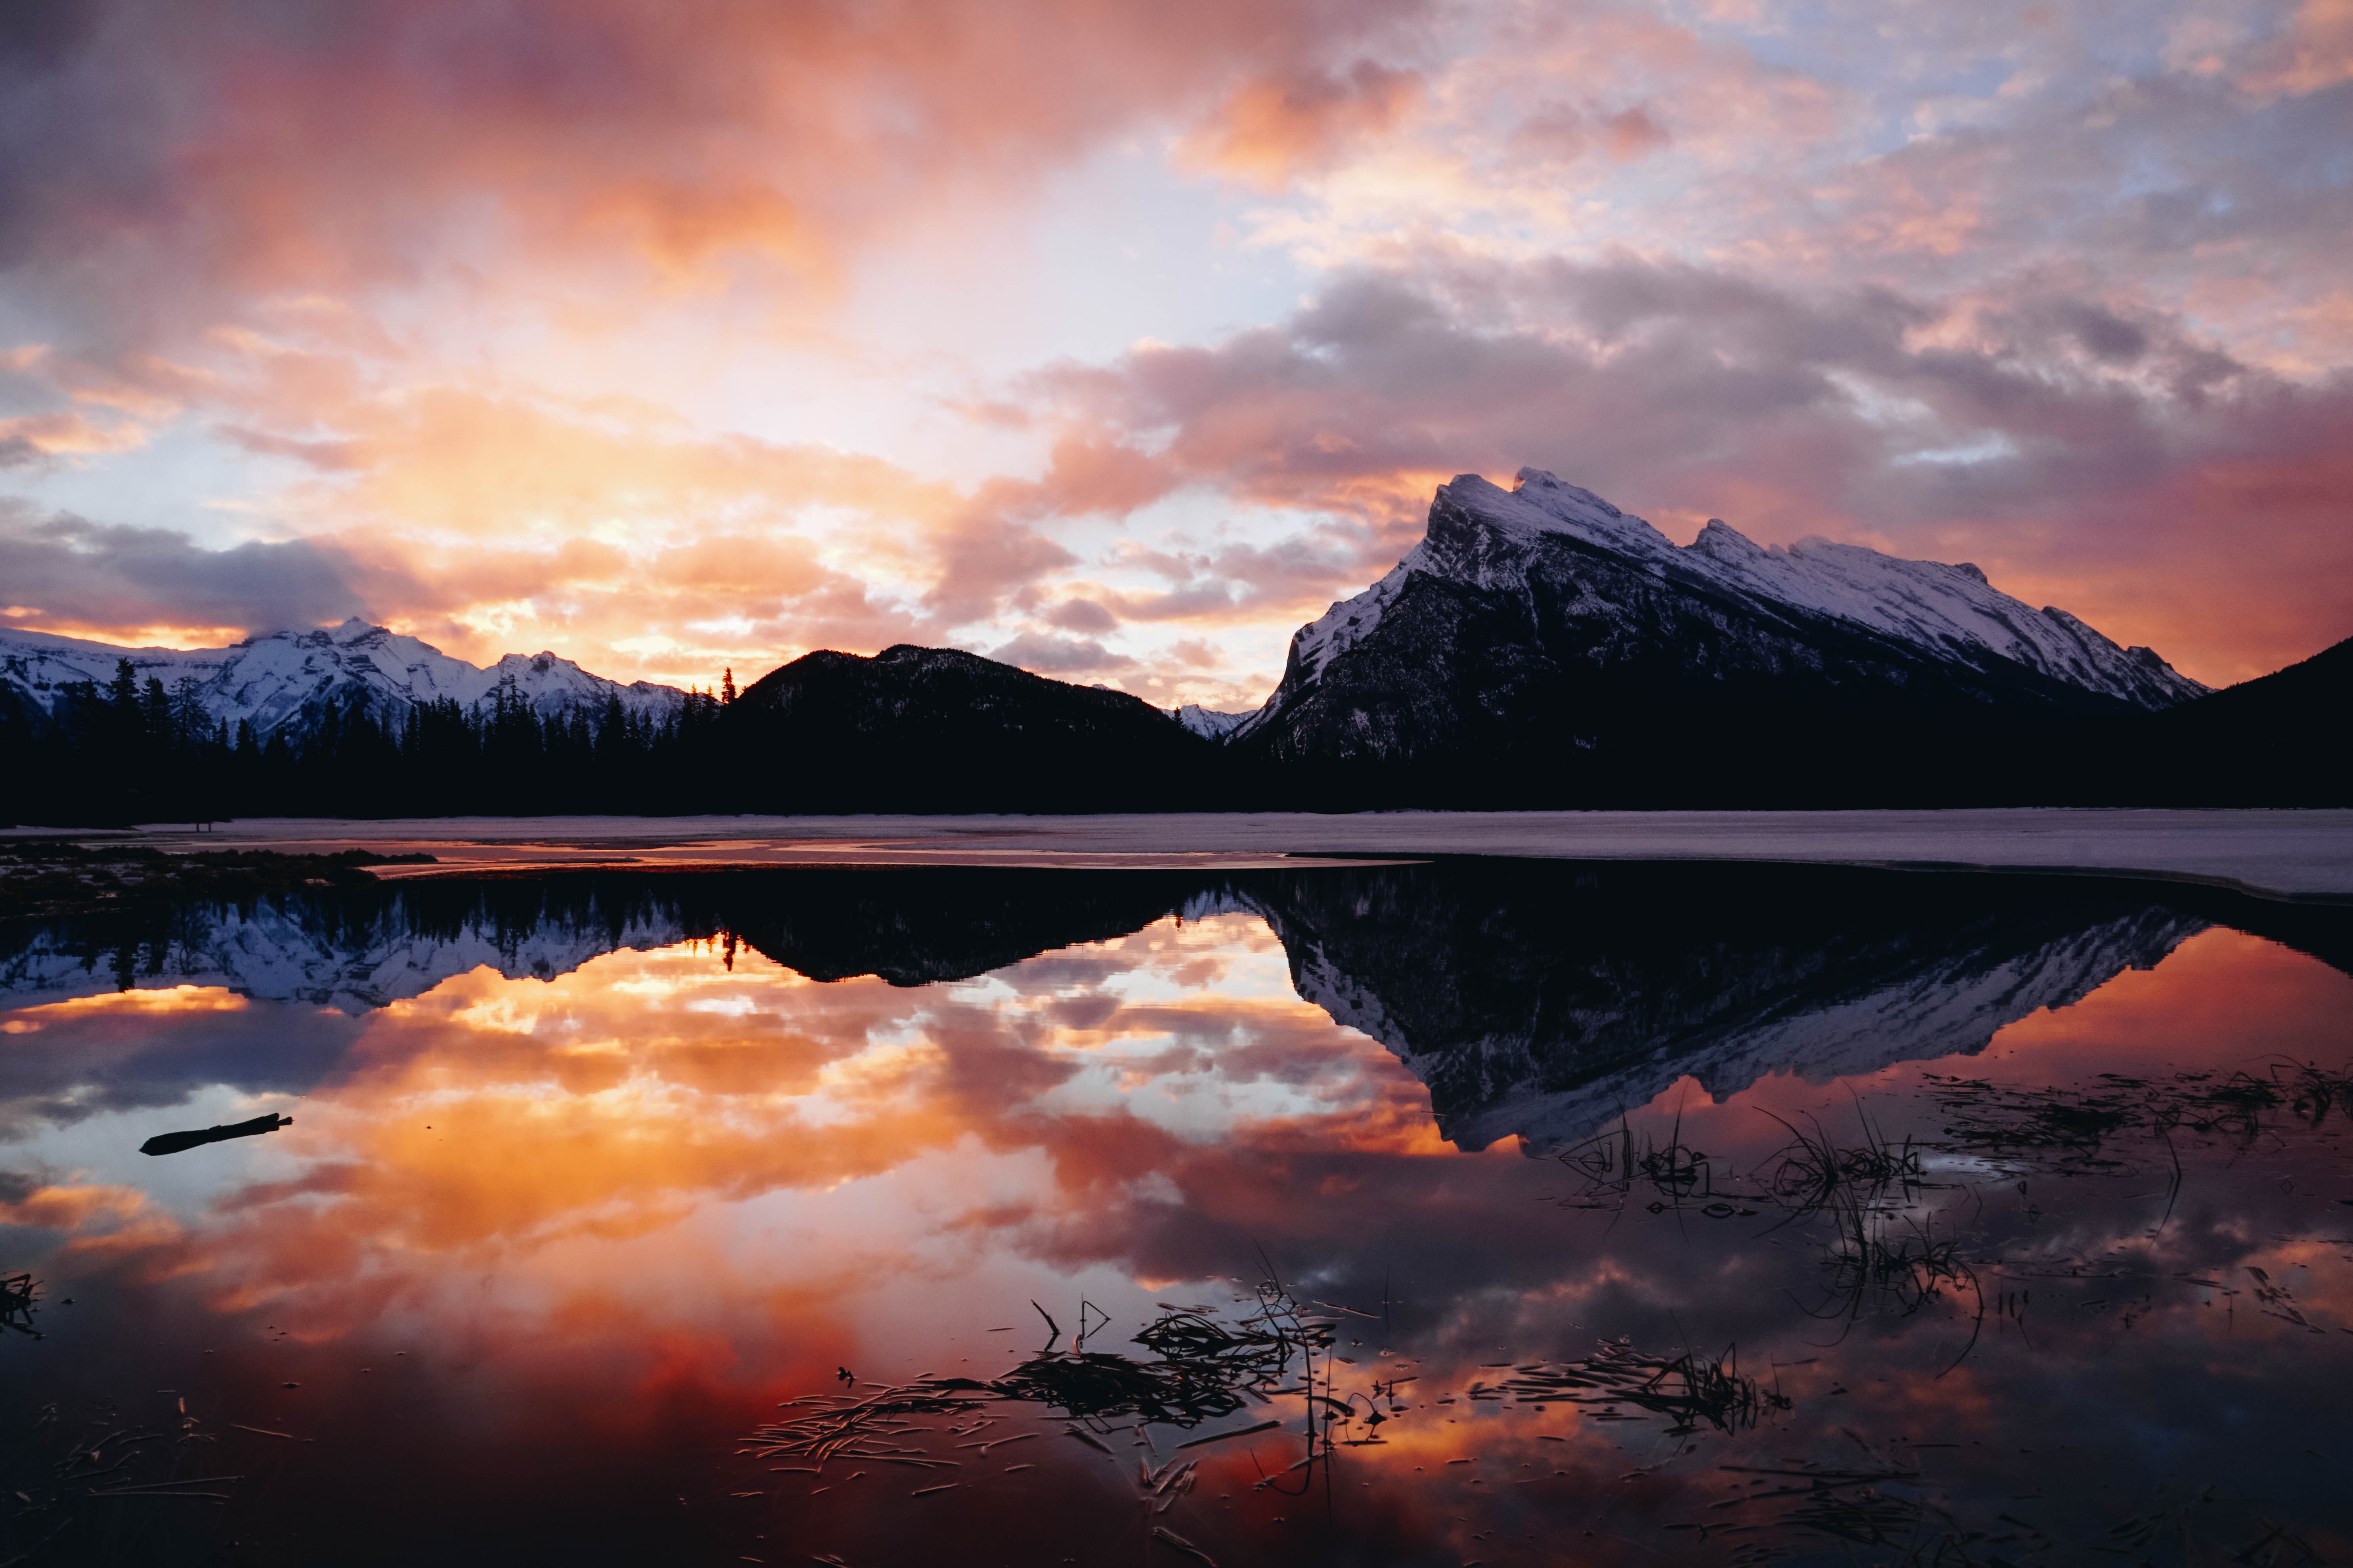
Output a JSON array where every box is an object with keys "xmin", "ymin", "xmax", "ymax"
[{"xmin": 140, "ymin": 1113, "xmax": 293, "ymax": 1157}]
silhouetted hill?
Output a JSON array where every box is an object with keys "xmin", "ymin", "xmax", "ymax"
[
  {"xmin": 2114, "ymin": 635, "xmax": 2349, "ymax": 805},
  {"xmin": 3, "ymin": 561, "xmax": 2333, "ymax": 821},
  {"xmin": 727, "ymin": 645, "xmax": 1222, "ymax": 811}
]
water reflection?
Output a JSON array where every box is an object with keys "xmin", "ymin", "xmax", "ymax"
[
  {"xmin": 138, "ymin": 1111, "xmax": 292, "ymax": 1157},
  {"xmin": 0, "ymin": 864, "xmax": 2346, "ymax": 1566}
]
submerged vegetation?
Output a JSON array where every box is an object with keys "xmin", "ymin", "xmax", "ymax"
[
  {"xmin": 0, "ymin": 1395, "xmax": 239, "ymax": 1565},
  {"xmin": 1490, "ymin": 1340, "xmax": 1790, "ymax": 1436},
  {"xmin": 1927, "ymin": 1060, "xmax": 2353, "ymax": 1169},
  {"xmin": 1, "ymin": 1272, "xmax": 36, "ymax": 1339},
  {"xmin": 0, "ymin": 841, "xmax": 435, "ymax": 917},
  {"xmin": 1554, "ymin": 1110, "xmax": 1754, "ymax": 1217},
  {"xmin": 1550, "ymin": 1059, "xmax": 2353, "ymax": 1392},
  {"xmin": 749, "ymin": 1278, "xmax": 1343, "ymax": 1482}
]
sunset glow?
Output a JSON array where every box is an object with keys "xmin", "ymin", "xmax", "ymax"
[
  {"xmin": 4, "ymin": 912, "xmax": 2340, "ymax": 1398},
  {"xmin": 4, "ymin": 0, "xmax": 2347, "ymax": 696}
]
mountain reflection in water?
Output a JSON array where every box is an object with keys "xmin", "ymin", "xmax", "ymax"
[{"xmin": 0, "ymin": 862, "xmax": 2347, "ymax": 1567}]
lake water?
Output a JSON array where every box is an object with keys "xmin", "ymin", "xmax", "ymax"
[{"xmin": 2, "ymin": 862, "xmax": 2348, "ymax": 1566}]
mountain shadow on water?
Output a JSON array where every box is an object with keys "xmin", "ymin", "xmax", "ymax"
[
  {"xmin": 707, "ymin": 868, "xmax": 1218, "ymax": 985},
  {"xmin": 0, "ymin": 868, "xmax": 1220, "ymax": 1008},
  {"xmin": 1232, "ymin": 860, "xmax": 2353, "ymax": 1153},
  {"xmin": 5, "ymin": 862, "xmax": 2346, "ymax": 1153}
]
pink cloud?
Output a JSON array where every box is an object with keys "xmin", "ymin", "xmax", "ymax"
[
  {"xmin": 2, "ymin": 0, "xmax": 2347, "ymax": 704},
  {"xmin": 1022, "ymin": 258, "xmax": 2353, "ymax": 685},
  {"xmin": 0, "ymin": 0, "xmax": 1435, "ymax": 357},
  {"xmin": 1178, "ymin": 60, "xmax": 1426, "ymax": 189}
]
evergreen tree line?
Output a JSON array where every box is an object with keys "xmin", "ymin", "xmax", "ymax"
[
  {"xmin": 9, "ymin": 642, "xmax": 2334, "ymax": 825},
  {"xmin": 4, "ymin": 660, "xmax": 747, "ymax": 825}
]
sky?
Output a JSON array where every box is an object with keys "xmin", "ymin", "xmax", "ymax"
[{"xmin": 1, "ymin": 0, "xmax": 2348, "ymax": 704}]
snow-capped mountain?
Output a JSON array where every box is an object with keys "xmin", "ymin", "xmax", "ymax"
[
  {"xmin": 1171, "ymin": 703, "xmax": 1253, "ymax": 740},
  {"xmin": 1232, "ymin": 469, "xmax": 2204, "ymax": 767},
  {"xmin": 0, "ymin": 618, "xmax": 686, "ymax": 740}
]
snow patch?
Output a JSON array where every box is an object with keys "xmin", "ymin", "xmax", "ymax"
[{"xmin": 1173, "ymin": 704, "xmax": 1256, "ymax": 741}]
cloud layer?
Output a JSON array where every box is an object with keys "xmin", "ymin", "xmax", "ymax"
[{"xmin": 0, "ymin": 0, "xmax": 2345, "ymax": 695}]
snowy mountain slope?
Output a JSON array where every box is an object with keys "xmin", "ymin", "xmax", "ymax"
[
  {"xmin": 1172, "ymin": 703, "xmax": 1255, "ymax": 740},
  {"xmin": 1681, "ymin": 516, "xmax": 2202, "ymax": 710},
  {"xmin": 1235, "ymin": 469, "xmax": 2205, "ymax": 769},
  {"xmin": 0, "ymin": 618, "xmax": 686, "ymax": 741}
]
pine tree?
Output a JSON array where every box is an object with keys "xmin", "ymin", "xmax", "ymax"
[{"xmin": 171, "ymin": 676, "xmax": 207, "ymax": 747}]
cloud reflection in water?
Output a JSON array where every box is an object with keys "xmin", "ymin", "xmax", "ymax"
[{"xmin": 0, "ymin": 866, "xmax": 2345, "ymax": 1565}]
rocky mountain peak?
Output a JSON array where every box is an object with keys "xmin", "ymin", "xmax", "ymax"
[{"xmin": 1233, "ymin": 467, "xmax": 2210, "ymax": 774}]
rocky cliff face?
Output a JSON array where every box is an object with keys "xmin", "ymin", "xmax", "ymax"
[{"xmin": 1232, "ymin": 471, "xmax": 2203, "ymax": 781}]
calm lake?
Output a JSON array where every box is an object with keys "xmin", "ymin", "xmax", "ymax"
[{"xmin": 2, "ymin": 862, "xmax": 2349, "ymax": 1566}]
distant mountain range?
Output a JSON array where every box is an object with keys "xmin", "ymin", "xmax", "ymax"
[
  {"xmin": 4, "ymin": 470, "xmax": 2342, "ymax": 812},
  {"xmin": 0, "ymin": 618, "xmax": 685, "ymax": 741}
]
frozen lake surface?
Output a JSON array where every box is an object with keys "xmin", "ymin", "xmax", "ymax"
[{"xmin": 25, "ymin": 805, "xmax": 2353, "ymax": 901}]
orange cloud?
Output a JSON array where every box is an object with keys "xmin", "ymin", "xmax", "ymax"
[
  {"xmin": 2237, "ymin": 0, "xmax": 2353, "ymax": 95},
  {"xmin": 0, "ymin": 1182, "xmax": 156, "ymax": 1236},
  {"xmin": 59, "ymin": 918, "xmax": 1400, "ymax": 1298},
  {"xmin": 4, "ymin": 0, "xmax": 2348, "ymax": 708},
  {"xmin": 0, "ymin": 408, "xmax": 149, "ymax": 462},
  {"xmin": 1181, "ymin": 61, "xmax": 1425, "ymax": 189},
  {"xmin": 6, "ymin": 0, "xmax": 1435, "ymax": 343},
  {"xmin": 578, "ymin": 179, "xmax": 827, "ymax": 294}
]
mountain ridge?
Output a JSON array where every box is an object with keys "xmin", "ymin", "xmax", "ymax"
[
  {"xmin": 1215, "ymin": 469, "xmax": 2221, "ymax": 802},
  {"xmin": 1237, "ymin": 469, "xmax": 2203, "ymax": 755},
  {"xmin": 0, "ymin": 617, "xmax": 686, "ymax": 742},
  {"xmin": 8, "ymin": 470, "xmax": 2338, "ymax": 816}
]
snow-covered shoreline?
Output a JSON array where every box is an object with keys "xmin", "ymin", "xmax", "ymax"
[{"xmin": 9, "ymin": 807, "xmax": 2349, "ymax": 903}]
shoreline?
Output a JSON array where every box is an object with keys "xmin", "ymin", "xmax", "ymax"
[{"xmin": 6, "ymin": 807, "xmax": 2350, "ymax": 904}]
